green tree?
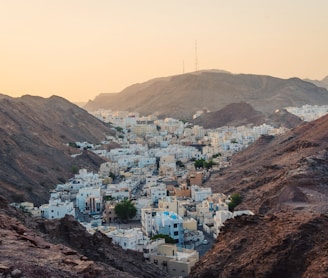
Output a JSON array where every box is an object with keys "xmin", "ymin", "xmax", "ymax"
[
  {"xmin": 114, "ymin": 199, "xmax": 137, "ymax": 221},
  {"xmin": 176, "ymin": 160, "xmax": 185, "ymax": 168},
  {"xmin": 71, "ymin": 165, "xmax": 79, "ymax": 174},
  {"xmin": 68, "ymin": 142, "xmax": 79, "ymax": 148},
  {"xmin": 212, "ymin": 153, "xmax": 222, "ymax": 158},
  {"xmin": 228, "ymin": 193, "xmax": 242, "ymax": 212},
  {"xmin": 103, "ymin": 195, "xmax": 115, "ymax": 202},
  {"xmin": 151, "ymin": 234, "xmax": 176, "ymax": 244},
  {"xmin": 194, "ymin": 158, "xmax": 206, "ymax": 169},
  {"xmin": 115, "ymin": 126, "xmax": 124, "ymax": 133},
  {"xmin": 194, "ymin": 159, "xmax": 215, "ymax": 170}
]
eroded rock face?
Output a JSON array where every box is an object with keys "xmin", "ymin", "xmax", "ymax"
[
  {"xmin": 0, "ymin": 95, "xmax": 114, "ymax": 205},
  {"xmin": 35, "ymin": 215, "xmax": 168, "ymax": 278},
  {"xmin": 189, "ymin": 114, "xmax": 328, "ymax": 277},
  {"xmin": 190, "ymin": 213, "xmax": 328, "ymax": 278},
  {"xmin": 0, "ymin": 197, "xmax": 168, "ymax": 278}
]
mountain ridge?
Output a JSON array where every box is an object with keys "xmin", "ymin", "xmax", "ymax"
[
  {"xmin": 0, "ymin": 94, "xmax": 114, "ymax": 204},
  {"xmin": 84, "ymin": 71, "xmax": 328, "ymax": 121}
]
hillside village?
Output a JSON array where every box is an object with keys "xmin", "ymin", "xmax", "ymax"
[{"xmin": 13, "ymin": 105, "xmax": 328, "ymax": 277}]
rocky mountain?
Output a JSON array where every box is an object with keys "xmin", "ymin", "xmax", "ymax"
[
  {"xmin": 305, "ymin": 76, "xmax": 328, "ymax": 90},
  {"xmin": 84, "ymin": 71, "xmax": 328, "ymax": 121},
  {"xmin": 192, "ymin": 102, "xmax": 266, "ymax": 128},
  {"xmin": 0, "ymin": 196, "xmax": 168, "ymax": 277},
  {"xmin": 0, "ymin": 95, "xmax": 115, "ymax": 204},
  {"xmin": 189, "ymin": 113, "xmax": 328, "ymax": 277},
  {"xmin": 191, "ymin": 102, "xmax": 303, "ymax": 129}
]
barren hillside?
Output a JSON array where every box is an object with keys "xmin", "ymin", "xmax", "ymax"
[
  {"xmin": 0, "ymin": 95, "xmax": 114, "ymax": 204},
  {"xmin": 189, "ymin": 114, "xmax": 328, "ymax": 277},
  {"xmin": 85, "ymin": 71, "xmax": 328, "ymax": 121}
]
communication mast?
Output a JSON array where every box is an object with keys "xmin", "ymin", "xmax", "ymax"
[{"xmin": 195, "ymin": 40, "xmax": 198, "ymax": 72}]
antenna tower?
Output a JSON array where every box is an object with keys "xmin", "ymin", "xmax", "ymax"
[{"xmin": 195, "ymin": 40, "xmax": 198, "ymax": 72}]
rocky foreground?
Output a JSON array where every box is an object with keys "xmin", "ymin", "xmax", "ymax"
[
  {"xmin": 0, "ymin": 196, "xmax": 168, "ymax": 278},
  {"xmin": 190, "ymin": 212, "xmax": 328, "ymax": 278}
]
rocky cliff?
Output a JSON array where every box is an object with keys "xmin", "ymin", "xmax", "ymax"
[
  {"xmin": 0, "ymin": 196, "xmax": 168, "ymax": 278},
  {"xmin": 189, "ymin": 114, "xmax": 328, "ymax": 277},
  {"xmin": 0, "ymin": 95, "xmax": 114, "ymax": 204}
]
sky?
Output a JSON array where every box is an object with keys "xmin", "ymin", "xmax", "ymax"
[{"xmin": 1, "ymin": 0, "xmax": 328, "ymax": 102}]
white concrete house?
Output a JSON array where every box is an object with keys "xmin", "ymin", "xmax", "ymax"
[
  {"xmin": 191, "ymin": 185, "xmax": 212, "ymax": 202},
  {"xmin": 76, "ymin": 187, "xmax": 102, "ymax": 213},
  {"xmin": 150, "ymin": 183, "xmax": 167, "ymax": 204},
  {"xmin": 105, "ymin": 228, "xmax": 148, "ymax": 251},
  {"xmin": 40, "ymin": 199, "xmax": 75, "ymax": 219},
  {"xmin": 212, "ymin": 210, "xmax": 254, "ymax": 238},
  {"xmin": 141, "ymin": 208, "xmax": 155, "ymax": 236},
  {"xmin": 152, "ymin": 211, "xmax": 184, "ymax": 244}
]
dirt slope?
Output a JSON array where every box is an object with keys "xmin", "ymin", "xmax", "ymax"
[
  {"xmin": 0, "ymin": 95, "xmax": 114, "ymax": 204},
  {"xmin": 189, "ymin": 114, "xmax": 328, "ymax": 277}
]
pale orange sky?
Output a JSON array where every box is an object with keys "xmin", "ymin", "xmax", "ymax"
[{"xmin": 1, "ymin": 0, "xmax": 328, "ymax": 102}]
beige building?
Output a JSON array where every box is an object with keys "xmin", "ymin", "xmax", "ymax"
[
  {"xmin": 183, "ymin": 217, "xmax": 197, "ymax": 231},
  {"xmin": 189, "ymin": 171, "xmax": 203, "ymax": 186},
  {"xmin": 149, "ymin": 244, "xmax": 199, "ymax": 278},
  {"xmin": 158, "ymin": 196, "xmax": 178, "ymax": 212},
  {"xmin": 103, "ymin": 201, "xmax": 118, "ymax": 223},
  {"xmin": 173, "ymin": 183, "xmax": 191, "ymax": 198}
]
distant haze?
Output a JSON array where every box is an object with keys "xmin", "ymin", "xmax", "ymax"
[{"xmin": 1, "ymin": 0, "xmax": 328, "ymax": 102}]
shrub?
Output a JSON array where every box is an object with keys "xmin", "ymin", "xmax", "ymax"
[{"xmin": 228, "ymin": 193, "xmax": 242, "ymax": 212}]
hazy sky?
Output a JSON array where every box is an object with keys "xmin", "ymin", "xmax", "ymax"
[{"xmin": 1, "ymin": 0, "xmax": 328, "ymax": 102}]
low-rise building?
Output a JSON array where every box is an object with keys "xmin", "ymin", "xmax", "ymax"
[
  {"xmin": 191, "ymin": 185, "xmax": 212, "ymax": 202},
  {"xmin": 76, "ymin": 187, "xmax": 102, "ymax": 213},
  {"xmin": 102, "ymin": 201, "xmax": 118, "ymax": 223},
  {"xmin": 150, "ymin": 183, "xmax": 167, "ymax": 204},
  {"xmin": 105, "ymin": 228, "xmax": 148, "ymax": 251},
  {"xmin": 40, "ymin": 199, "xmax": 75, "ymax": 219},
  {"xmin": 152, "ymin": 211, "xmax": 184, "ymax": 244},
  {"xmin": 149, "ymin": 244, "xmax": 199, "ymax": 278}
]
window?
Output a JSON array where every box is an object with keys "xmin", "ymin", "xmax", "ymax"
[
  {"xmin": 173, "ymin": 223, "xmax": 178, "ymax": 228},
  {"xmin": 174, "ymin": 231, "xmax": 179, "ymax": 236}
]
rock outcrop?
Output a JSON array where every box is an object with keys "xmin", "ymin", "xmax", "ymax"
[
  {"xmin": 190, "ymin": 213, "xmax": 328, "ymax": 278},
  {"xmin": 0, "ymin": 196, "xmax": 168, "ymax": 278},
  {"xmin": 189, "ymin": 114, "xmax": 328, "ymax": 277},
  {"xmin": 192, "ymin": 102, "xmax": 266, "ymax": 129},
  {"xmin": 0, "ymin": 95, "xmax": 114, "ymax": 204}
]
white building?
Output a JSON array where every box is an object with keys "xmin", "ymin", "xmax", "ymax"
[
  {"xmin": 152, "ymin": 211, "xmax": 184, "ymax": 244},
  {"xmin": 150, "ymin": 183, "xmax": 167, "ymax": 204},
  {"xmin": 40, "ymin": 199, "xmax": 75, "ymax": 219},
  {"xmin": 76, "ymin": 187, "xmax": 102, "ymax": 213},
  {"xmin": 191, "ymin": 185, "xmax": 212, "ymax": 202},
  {"xmin": 105, "ymin": 228, "xmax": 148, "ymax": 251},
  {"xmin": 212, "ymin": 210, "xmax": 254, "ymax": 238},
  {"xmin": 141, "ymin": 208, "xmax": 155, "ymax": 236}
]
